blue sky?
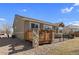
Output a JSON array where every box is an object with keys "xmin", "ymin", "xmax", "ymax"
[{"xmin": 0, "ymin": 3, "xmax": 79, "ymax": 27}]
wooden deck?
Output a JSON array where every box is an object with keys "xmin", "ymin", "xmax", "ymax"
[
  {"xmin": 74, "ymin": 32, "xmax": 79, "ymax": 37},
  {"xmin": 24, "ymin": 30, "xmax": 54, "ymax": 44}
]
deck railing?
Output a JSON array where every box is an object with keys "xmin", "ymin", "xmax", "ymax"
[{"xmin": 24, "ymin": 29, "xmax": 55, "ymax": 48}]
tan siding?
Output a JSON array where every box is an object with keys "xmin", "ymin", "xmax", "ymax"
[
  {"xmin": 24, "ymin": 21, "xmax": 30, "ymax": 40},
  {"xmin": 40, "ymin": 23, "xmax": 43, "ymax": 29},
  {"xmin": 24, "ymin": 21, "xmax": 30, "ymax": 30},
  {"xmin": 13, "ymin": 16, "xmax": 25, "ymax": 39}
]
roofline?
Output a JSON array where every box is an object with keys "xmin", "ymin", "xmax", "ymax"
[
  {"xmin": 15, "ymin": 14, "xmax": 54, "ymax": 25},
  {"xmin": 15, "ymin": 14, "xmax": 64, "ymax": 27}
]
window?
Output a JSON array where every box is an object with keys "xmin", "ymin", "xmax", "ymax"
[
  {"xmin": 45, "ymin": 27, "xmax": 50, "ymax": 30},
  {"xmin": 52, "ymin": 26, "xmax": 56, "ymax": 30},
  {"xmin": 31, "ymin": 23, "xmax": 39, "ymax": 28},
  {"xmin": 44, "ymin": 25, "xmax": 52, "ymax": 30},
  {"xmin": 54, "ymin": 27, "xmax": 58, "ymax": 30},
  {"xmin": 59, "ymin": 27, "xmax": 63, "ymax": 30}
]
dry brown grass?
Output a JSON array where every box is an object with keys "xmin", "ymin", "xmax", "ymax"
[
  {"xmin": 48, "ymin": 37, "xmax": 79, "ymax": 55},
  {"xmin": 13, "ymin": 37, "xmax": 79, "ymax": 55}
]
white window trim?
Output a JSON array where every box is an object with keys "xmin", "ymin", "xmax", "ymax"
[
  {"xmin": 43, "ymin": 25, "xmax": 52, "ymax": 30},
  {"xmin": 30, "ymin": 22, "xmax": 40, "ymax": 29}
]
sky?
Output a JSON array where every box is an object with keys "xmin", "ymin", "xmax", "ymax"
[{"xmin": 0, "ymin": 3, "xmax": 79, "ymax": 28}]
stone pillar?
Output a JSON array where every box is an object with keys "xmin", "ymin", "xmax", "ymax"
[{"xmin": 32, "ymin": 29, "xmax": 39, "ymax": 48}]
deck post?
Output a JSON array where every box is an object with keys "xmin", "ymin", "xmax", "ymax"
[
  {"xmin": 52, "ymin": 31, "xmax": 54, "ymax": 43},
  {"xmin": 32, "ymin": 29, "xmax": 39, "ymax": 48},
  {"xmin": 61, "ymin": 33, "xmax": 63, "ymax": 41},
  {"xmin": 59, "ymin": 33, "xmax": 62, "ymax": 42}
]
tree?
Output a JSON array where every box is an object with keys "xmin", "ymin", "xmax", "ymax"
[{"xmin": 2, "ymin": 23, "xmax": 12, "ymax": 38}]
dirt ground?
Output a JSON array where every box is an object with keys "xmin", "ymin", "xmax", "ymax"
[
  {"xmin": 0, "ymin": 38, "xmax": 32, "ymax": 55},
  {"xmin": 0, "ymin": 37, "xmax": 77, "ymax": 55}
]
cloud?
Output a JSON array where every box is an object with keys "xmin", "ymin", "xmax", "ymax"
[
  {"xmin": 61, "ymin": 7, "xmax": 74, "ymax": 13},
  {"xmin": 61, "ymin": 3, "xmax": 79, "ymax": 13},
  {"xmin": 74, "ymin": 3, "xmax": 79, "ymax": 12},
  {"xmin": 22, "ymin": 9, "xmax": 27, "ymax": 12},
  {"xmin": 69, "ymin": 21, "xmax": 79, "ymax": 26},
  {"xmin": 0, "ymin": 18, "xmax": 6, "ymax": 21},
  {"xmin": 18, "ymin": 9, "xmax": 27, "ymax": 13},
  {"xmin": 73, "ymin": 3, "xmax": 79, "ymax": 6}
]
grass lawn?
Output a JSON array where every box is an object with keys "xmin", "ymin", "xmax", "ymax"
[{"xmin": 48, "ymin": 37, "xmax": 79, "ymax": 55}]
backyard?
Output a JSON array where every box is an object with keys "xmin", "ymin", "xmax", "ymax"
[{"xmin": 0, "ymin": 37, "xmax": 79, "ymax": 55}]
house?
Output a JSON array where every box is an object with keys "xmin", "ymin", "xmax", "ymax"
[
  {"xmin": 64, "ymin": 24, "xmax": 79, "ymax": 37},
  {"xmin": 13, "ymin": 14, "xmax": 64, "ymax": 47}
]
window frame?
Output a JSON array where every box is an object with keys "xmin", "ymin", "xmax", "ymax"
[
  {"xmin": 43, "ymin": 25, "xmax": 52, "ymax": 30},
  {"xmin": 30, "ymin": 22, "xmax": 40, "ymax": 29}
]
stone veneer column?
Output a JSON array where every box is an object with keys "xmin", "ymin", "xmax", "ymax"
[{"xmin": 32, "ymin": 29, "xmax": 39, "ymax": 48}]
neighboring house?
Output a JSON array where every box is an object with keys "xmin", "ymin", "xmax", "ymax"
[
  {"xmin": 64, "ymin": 24, "xmax": 79, "ymax": 37},
  {"xmin": 13, "ymin": 14, "xmax": 64, "ymax": 47},
  {"xmin": 63, "ymin": 26, "xmax": 73, "ymax": 34}
]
